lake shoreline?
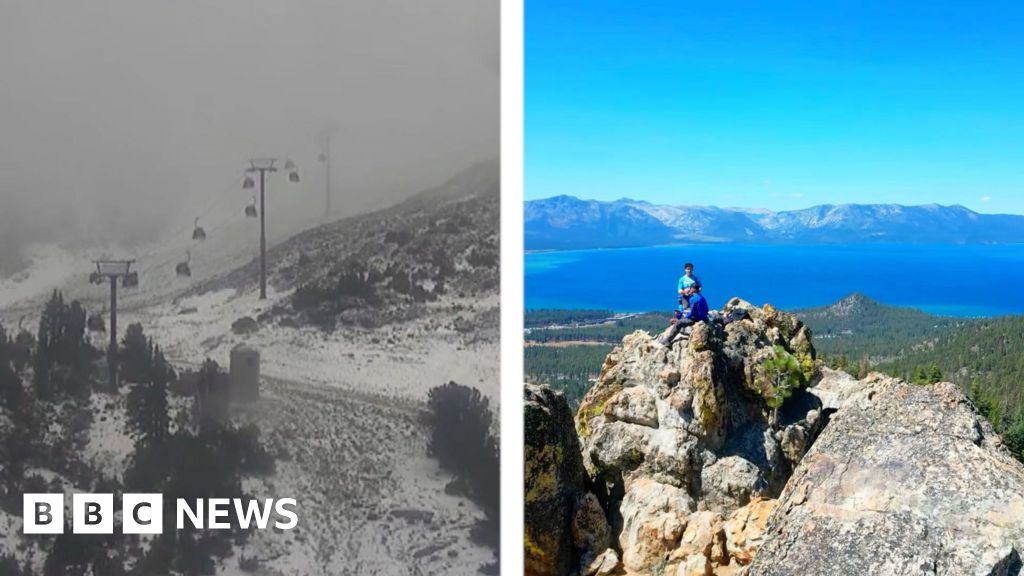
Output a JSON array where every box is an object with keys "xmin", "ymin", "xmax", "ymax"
[{"xmin": 526, "ymin": 243, "xmax": 1024, "ymax": 318}]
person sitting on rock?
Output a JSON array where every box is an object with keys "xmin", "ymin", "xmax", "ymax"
[
  {"xmin": 660, "ymin": 286, "xmax": 709, "ymax": 347},
  {"xmin": 677, "ymin": 262, "xmax": 702, "ymax": 309}
]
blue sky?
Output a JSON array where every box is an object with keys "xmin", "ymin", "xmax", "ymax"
[{"xmin": 526, "ymin": 1, "xmax": 1024, "ymax": 214}]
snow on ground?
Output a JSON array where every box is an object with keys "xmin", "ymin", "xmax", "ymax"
[
  {"xmin": 0, "ymin": 214, "xmax": 268, "ymax": 324},
  {"xmin": 79, "ymin": 390, "xmax": 192, "ymax": 484},
  {"xmin": 0, "ymin": 507, "xmax": 49, "ymax": 576},
  {"xmin": 2, "ymin": 244, "xmax": 499, "ymax": 575},
  {"xmin": 80, "ymin": 393, "xmax": 134, "ymax": 481},
  {"xmin": 0, "ymin": 244, "xmax": 83, "ymax": 310},
  {"xmin": 0, "ymin": 509, "xmax": 30, "ymax": 564},
  {"xmin": 111, "ymin": 287, "xmax": 500, "ymax": 575},
  {"xmin": 214, "ymin": 378, "xmax": 494, "ymax": 576},
  {"xmin": 120, "ymin": 286, "xmax": 500, "ymax": 404}
]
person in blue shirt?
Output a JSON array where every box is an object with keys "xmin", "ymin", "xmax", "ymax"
[
  {"xmin": 660, "ymin": 287, "xmax": 709, "ymax": 347},
  {"xmin": 677, "ymin": 262, "xmax": 702, "ymax": 309}
]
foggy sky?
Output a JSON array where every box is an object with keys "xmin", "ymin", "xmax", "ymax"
[{"xmin": 0, "ymin": 0, "xmax": 498, "ymax": 272}]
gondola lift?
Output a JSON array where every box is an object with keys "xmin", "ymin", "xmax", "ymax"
[
  {"xmin": 176, "ymin": 251, "xmax": 192, "ymax": 278},
  {"xmin": 243, "ymin": 175, "xmax": 255, "ymax": 190},
  {"xmin": 87, "ymin": 312, "xmax": 106, "ymax": 333},
  {"xmin": 192, "ymin": 217, "xmax": 206, "ymax": 241},
  {"xmin": 123, "ymin": 271, "xmax": 139, "ymax": 288},
  {"xmin": 245, "ymin": 195, "xmax": 258, "ymax": 218}
]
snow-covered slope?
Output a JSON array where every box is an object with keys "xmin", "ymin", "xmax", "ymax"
[
  {"xmin": 0, "ymin": 161, "xmax": 500, "ymax": 575},
  {"xmin": 524, "ymin": 195, "xmax": 1024, "ymax": 249}
]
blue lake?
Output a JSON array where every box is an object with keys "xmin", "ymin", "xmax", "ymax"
[{"xmin": 525, "ymin": 244, "xmax": 1024, "ymax": 317}]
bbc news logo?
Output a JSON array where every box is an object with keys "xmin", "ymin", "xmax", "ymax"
[{"xmin": 23, "ymin": 494, "xmax": 298, "ymax": 534}]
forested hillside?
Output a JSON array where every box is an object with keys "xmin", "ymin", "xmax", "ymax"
[
  {"xmin": 523, "ymin": 310, "xmax": 667, "ymax": 409},
  {"xmin": 793, "ymin": 293, "xmax": 965, "ymax": 360},
  {"xmin": 874, "ymin": 316, "xmax": 1024, "ymax": 423},
  {"xmin": 522, "ymin": 345, "xmax": 612, "ymax": 409}
]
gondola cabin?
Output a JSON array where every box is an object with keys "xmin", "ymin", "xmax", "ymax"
[
  {"xmin": 192, "ymin": 217, "xmax": 206, "ymax": 241},
  {"xmin": 176, "ymin": 251, "xmax": 192, "ymax": 277},
  {"xmin": 87, "ymin": 314, "xmax": 105, "ymax": 332}
]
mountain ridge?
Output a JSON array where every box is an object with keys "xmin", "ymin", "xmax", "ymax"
[{"xmin": 525, "ymin": 195, "xmax": 1024, "ymax": 249}]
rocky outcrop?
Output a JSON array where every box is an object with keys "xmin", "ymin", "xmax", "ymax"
[
  {"xmin": 723, "ymin": 497, "xmax": 776, "ymax": 567},
  {"xmin": 527, "ymin": 296, "xmax": 1024, "ymax": 576},
  {"xmin": 700, "ymin": 456, "xmax": 767, "ymax": 513},
  {"xmin": 618, "ymin": 478, "xmax": 695, "ymax": 571},
  {"xmin": 750, "ymin": 374, "xmax": 1024, "ymax": 576},
  {"xmin": 525, "ymin": 384, "xmax": 612, "ymax": 576},
  {"xmin": 572, "ymin": 299, "xmax": 821, "ymax": 574}
]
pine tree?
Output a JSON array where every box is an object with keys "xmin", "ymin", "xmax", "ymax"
[
  {"xmin": 1005, "ymin": 420, "xmax": 1024, "ymax": 462},
  {"xmin": 65, "ymin": 300, "xmax": 89, "ymax": 382},
  {"xmin": 912, "ymin": 365, "xmax": 928, "ymax": 385},
  {"xmin": 32, "ymin": 292, "xmax": 94, "ymax": 399},
  {"xmin": 126, "ymin": 343, "xmax": 172, "ymax": 448},
  {"xmin": 120, "ymin": 323, "xmax": 153, "ymax": 385},
  {"xmin": 968, "ymin": 380, "xmax": 999, "ymax": 423},
  {"xmin": 759, "ymin": 346, "xmax": 805, "ymax": 427},
  {"xmin": 0, "ymin": 323, "xmax": 22, "ymax": 411},
  {"xmin": 424, "ymin": 381, "xmax": 494, "ymax": 475},
  {"xmin": 33, "ymin": 291, "xmax": 63, "ymax": 400}
]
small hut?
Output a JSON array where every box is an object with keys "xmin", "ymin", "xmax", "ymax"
[{"xmin": 230, "ymin": 344, "xmax": 260, "ymax": 402}]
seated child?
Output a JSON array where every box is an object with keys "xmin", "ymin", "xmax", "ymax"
[
  {"xmin": 660, "ymin": 287, "xmax": 709, "ymax": 347},
  {"xmin": 677, "ymin": 262, "xmax": 702, "ymax": 308}
]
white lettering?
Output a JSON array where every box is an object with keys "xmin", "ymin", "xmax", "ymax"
[
  {"xmin": 274, "ymin": 498, "xmax": 298, "ymax": 530},
  {"xmin": 208, "ymin": 498, "xmax": 231, "ymax": 529},
  {"xmin": 176, "ymin": 499, "xmax": 204, "ymax": 529}
]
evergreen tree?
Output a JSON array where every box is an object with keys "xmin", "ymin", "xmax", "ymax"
[
  {"xmin": 126, "ymin": 343, "xmax": 172, "ymax": 448},
  {"xmin": 33, "ymin": 291, "xmax": 63, "ymax": 400},
  {"xmin": 423, "ymin": 381, "xmax": 499, "ymax": 549},
  {"xmin": 759, "ymin": 346, "xmax": 805, "ymax": 427},
  {"xmin": 969, "ymin": 380, "xmax": 999, "ymax": 424},
  {"xmin": 424, "ymin": 382, "xmax": 494, "ymax": 475},
  {"xmin": 0, "ymin": 324, "xmax": 24, "ymax": 412},
  {"xmin": 912, "ymin": 365, "xmax": 928, "ymax": 385},
  {"xmin": 32, "ymin": 292, "xmax": 94, "ymax": 399},
  {"xmin": 10, "ymin": 330, "xmax": 32, "ymax": 374},
  {"xmin": 120, "ymin": 323, "xmax": 153, "ymax": 385},
  {"xmin": 1004, "ymin": 420, "xmax": 1024, "ymax": 462},
  {"xmin": 927, "ymin": 362, "xmax": 943, "ymax": 383}
]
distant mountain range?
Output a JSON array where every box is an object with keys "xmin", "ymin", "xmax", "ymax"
[{"xmin": 525, "ymin": 195, "xmax": 1024, "ymax": 249}]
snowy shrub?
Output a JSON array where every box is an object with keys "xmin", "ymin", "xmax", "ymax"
[{"xmin": 423, "ymin": 381, "xmax": 499, "ymax": 549}]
